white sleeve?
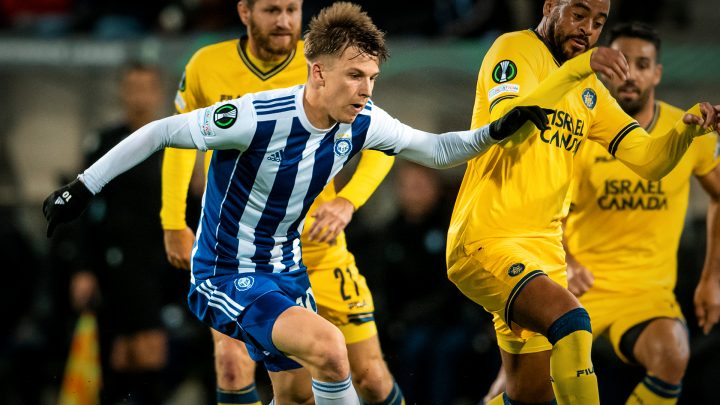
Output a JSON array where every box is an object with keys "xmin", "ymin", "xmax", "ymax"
[
  {"xmin": 364, "ymin": 105, "xmax": 499, "ymax": 169},
  {"xmin": 187, "ymin": 95, "xmax": 257, "ymax": 151},
  {"xmin": 80, "ymin": 97, "xmax": 256, "ymax": 194}
]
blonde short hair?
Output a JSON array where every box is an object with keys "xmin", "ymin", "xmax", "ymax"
[{"xmin": 304, "ymin": 2, "xmax": 388, "ymax": 63}]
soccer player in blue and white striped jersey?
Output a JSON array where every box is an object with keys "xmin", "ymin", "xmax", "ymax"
[{"xmin": 43, "ymin": 3, "xmax": 551, "ymax": 404}]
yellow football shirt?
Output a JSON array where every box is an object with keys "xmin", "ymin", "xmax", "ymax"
[
  {"xmin": 447, "ymin": 30, "xmax": 712, "ymax": 265},
  {"xmin": 161, "ymin": 37, "xmax": 393, "ymax": 269},
  {"xmin": 567, "ymin": 101, "xmax": 719, "ymax": 294}
]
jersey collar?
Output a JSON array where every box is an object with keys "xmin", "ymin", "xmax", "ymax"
[
  {"xmin": 236, "ymin": 36, "xmax": 297, "ymax": 81},
  {"xmin": 645, "ymin": 101, "xmax": 661, "ymax": 133},
  {"xmin": 530, "ymin": 29, "xmax": 562, "ymax": 67}
]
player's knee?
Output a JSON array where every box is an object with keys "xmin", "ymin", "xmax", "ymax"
[
  {"xmin": 644, "ymin": 337, "xmax": 689, "ymax": 382},
  {"xmin": 214, "ymin": 345, "xmax": 256, "ymax": 388},
  {"xmin": 546, "ymin": 307, "xmax": 592, "ymax": 345},
  {"xmin": 351, "ymin": 359, "xmax": 392, "ymax": 402},
  {"xmin": 312, "ymin": 328, "xmax": 350, "ymax": 380}
]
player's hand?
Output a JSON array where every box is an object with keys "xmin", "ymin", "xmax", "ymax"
[
  {"xmin": 567, "ymin": 256, "xmax": 594, "ymax": 297},
  {"xmin": 306, "ymin": 197, "xmax": 355, "ymax": 244},
  {"xmin": 489, "ymin": 105, "xmax": 552, "ymax": 140},
  {"xmin": 43, "ymin": 178, "xmax": 93, "ymax": 238},
  {"xmin": 683, "ymin": 102, "xmax": 719, "ymax": 132},
  {"xmin": 163, "ymin": 227, "xmax": 195, "ymax": 270},
  {"xmin": 482, "ymin": 367, "xmax": 506, "ymax": 404},
  {"xmin": 590, "ymin": 47, "xmax": 629, "ymax": 82},
  {"xmin": 694, "ymin": 274, "xmax": 720, "ymax": 335}
]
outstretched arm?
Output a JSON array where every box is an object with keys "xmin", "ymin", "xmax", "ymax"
[
  {"xmin": 613, "ymin": 103, "xmax": 720, "ymax": 180},
  {"xmin": 44, "ymin": 113, "xmax": 201, "ymax": 237},
  {"xmin": 397, "ymin": 106, "xmax": 550, "ymax": 169},
  {"xmin": 81, "ymin": 114, "xmax": 198, "ymax": 194}
]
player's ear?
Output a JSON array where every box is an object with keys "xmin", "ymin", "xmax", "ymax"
[
  {"xmin": 543, "ymin": 0, "xmax": 554, "ymax": 17},
  {"xmin": 238, "ymin": 1, "xmax": 250, "ymax": 26},
  {"xmin": 311, "ymin": 62, "xmax": 325, "ymax": 86},
  {"xmin": 654, "ymin": 63, "xmax": 663, "ymax": 87}
]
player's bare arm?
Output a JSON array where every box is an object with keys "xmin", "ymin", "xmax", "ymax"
[{"xmin": 695, "ymin": 163, "xmax": 720, "ymax": 334}]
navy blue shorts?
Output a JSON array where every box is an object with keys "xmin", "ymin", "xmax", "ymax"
[{"xmin": 188, "ymin": 269, "xmax": 317, "ymax": 372}]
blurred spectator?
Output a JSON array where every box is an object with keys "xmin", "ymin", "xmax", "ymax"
[
  {"xmin": 49, "ymin": 62, "xmax": 192, "ymax": 404},
  {"xmin": 364, "ymin": 162, "xmax": 497, "ymax": 404},
  {"xmin": 437, "ymin": 0, "xmax": 514, "ymax": 38}
]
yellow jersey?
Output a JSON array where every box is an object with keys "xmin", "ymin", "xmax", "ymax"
[
  {"xmin": 447, "ymin": 30, "xmax": 711, "ymax": 264},
  {"xmin": 567, "ymin": 101, "xmax": 719, "ymax": 294},
  {"xmin": 161, "ymin": 37, "xmax": 393, "ymax": 268}
]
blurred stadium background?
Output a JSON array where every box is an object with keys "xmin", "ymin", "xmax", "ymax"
[{"xmin": 1, "ymin": 0, "xmax": 719, "ymax": 404}]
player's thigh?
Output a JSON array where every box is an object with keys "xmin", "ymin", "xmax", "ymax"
[
  {"xmin": 511, "ymin": 274, "xmax": 581, "ymax": 334},
  {"xmin": 633, "ymin": 318, "xmax": 689, "ymax": 370},
  {"xmin": 210, "ymin": 328, "xmax": 256, "ymax": 369},
  {"xmin": 189, "ymin": 272, "xmax": 314, "ymax": 373},
  {"xmin": 211, "ymin": 328, "xmax": 250, "ymax": 355},
  {"xmin": 267, "ymin": 367, "xmax": 314, "ymax": 405},
  {"xmin": 448, "ymin": 238, "xmax": 568, "ymax": 322},
  {"xmin": 308, "ymin": 257, "xmax": 377, "ymax": 344},
  {"xmin": 272, "ymin": 305, "xmax": 347, "ymax": 368},
  {"xmin": 447, "ymin": 238, "xmax": 569, "ymax": 352},
  {"xmin": 606, "ymin": 290, "xmax": 686, "ymax": 364}
]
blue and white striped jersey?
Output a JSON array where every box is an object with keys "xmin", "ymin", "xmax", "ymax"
[{"xmin": 186, "ymin": 85, "xmax": 417, "ymax": 280}]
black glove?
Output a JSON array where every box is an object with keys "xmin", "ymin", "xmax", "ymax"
[
  {"xmin": 43, "ymin": 178, "xmax": 93, "ymax": 237},
  {"xmin": 489, "ymin": 105, "xmax": 553, "ymax": 140}
]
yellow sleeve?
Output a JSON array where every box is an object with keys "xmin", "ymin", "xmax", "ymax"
[
  {"xmin": 336, "ymin": 150, "xmax": 394, "ymax": 209},
  {"xmin": 160, "ymin": 56, "xmax": 203, "ymax": 230},
  {"xmin": 692, "ymin": 132, "xmax": 720, "ymax": 176},
  {"xmin": 612, "ymin": 104, "xmax": 716, "ymax": 181},
  {"xmin": 488, "ymin": 49, "xmax": 595, "ymax": 120},
  {"xmin": 470, "ymin": 34, "xmax": 545, "ymax": 129},
  {"xmin": 173, "ymin": 55, "xmax": 205, "ymax": 114},
  {"xmin": 160, "ymin": 148, "xmax": 198, "ymax": 230}
]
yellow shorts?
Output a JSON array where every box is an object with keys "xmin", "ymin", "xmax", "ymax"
[
  {"xmin": 580, "ymin": 288, "xmax": 684, "ymax": 363},
  {"xmin": 307, "ymin": 253, "xmax": 377, "ymax": 344},
  {"xmin": 448, "ymin": 237, "xmax": 567, "ymax": 354}
]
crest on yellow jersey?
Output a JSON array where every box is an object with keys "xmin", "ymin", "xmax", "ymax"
[
  {"xmin": 508, "ymin": 263, "xmax": 525, "ymax": 277},
  {"xmin": 492, "ymin": 60, "xmax": 517, "ymax": 83},
  {"xmin": 582, "ymin": 88, "xmax": 597, "ymax": 110}
]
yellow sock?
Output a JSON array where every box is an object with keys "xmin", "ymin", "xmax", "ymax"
[
  {"xmin": 547, "ymin": 308, "xmax": 599, "ymax": 405},
  {"xmin": 486, "ymin": 393, "xmax": 504, "ymax": 405},
  {"xmin": 626, "ymin": 374, "xmax": 681, "ymax": 405}
]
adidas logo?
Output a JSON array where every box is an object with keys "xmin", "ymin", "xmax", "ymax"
[
  {"xmin": 267, "ymin": 149, "xmax": 284, "ymax": 162},
  {"xmin": 54, "ymin": 196, "xmax": 65, "ymax": 205}
]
